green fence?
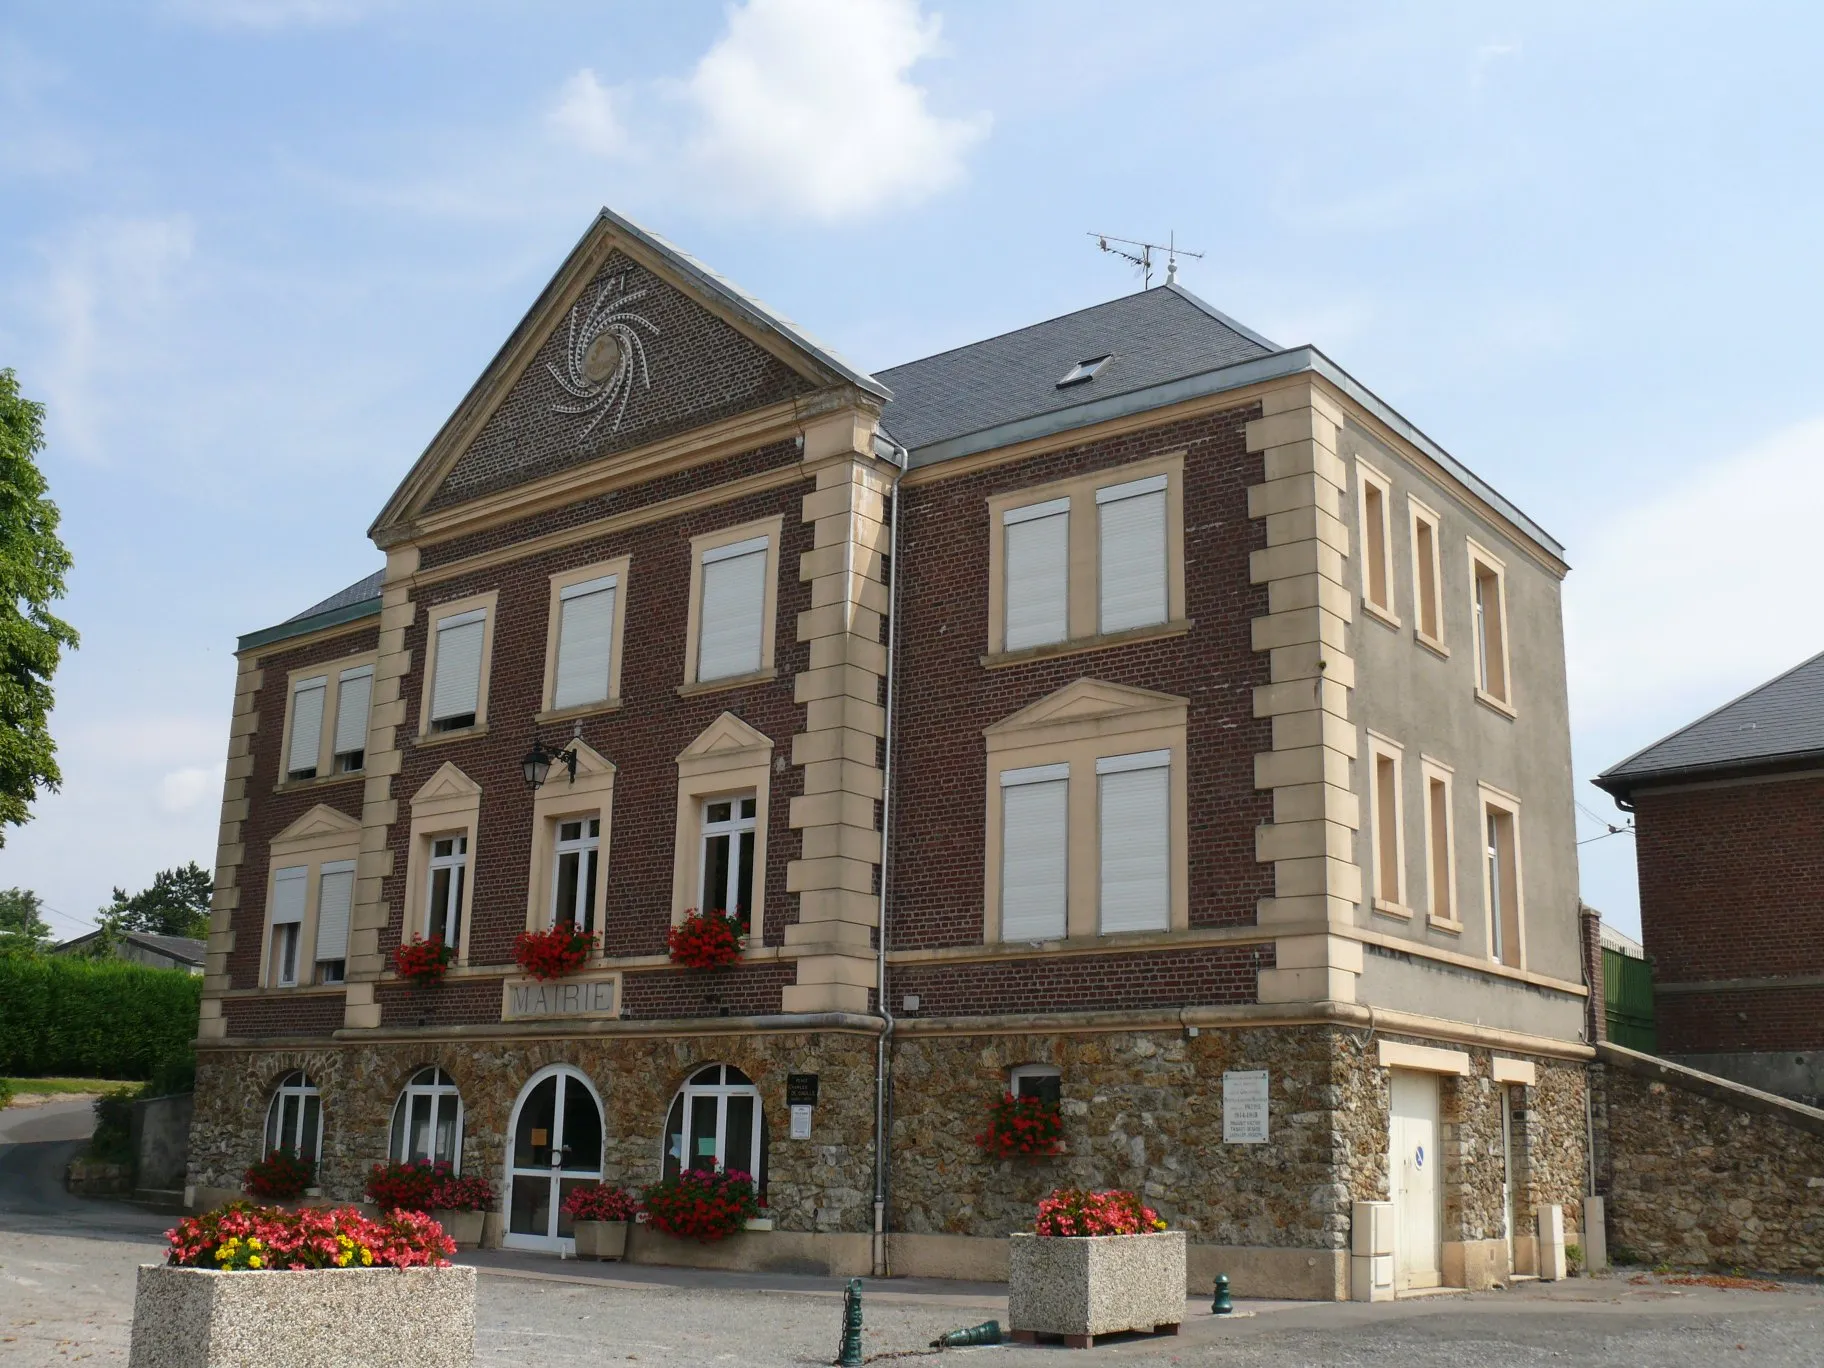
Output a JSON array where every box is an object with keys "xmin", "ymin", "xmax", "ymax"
[{"xmin": 1603, "ymin": 946, "xmax": 1657, "ymax": 1053}]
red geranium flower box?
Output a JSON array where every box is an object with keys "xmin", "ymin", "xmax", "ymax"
[
  {"xmin": 393, "ymin": 935, "xmax": 454, "ymax": 986},
  {"xmin": 666, "ymin": 908, "xmax": 746, "ymax": 969},
  {"xmin": 513, "ymin": 923, "xmax": 595, "ymax": 980},
  {"xmin": 975, "ymin": 1093, "xmax": 1064, "ymax": 1159}
]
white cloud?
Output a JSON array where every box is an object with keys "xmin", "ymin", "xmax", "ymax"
[
  {"xmin": 157, "ymin": 765, "xmax": 224, "ymax": 814},
  {"xmin": 1565, "ymin": 415, "xmax": 1824, "ymax": 733},
  {"xmin": 548, "ymin": 0, "xmax": 989, "ymax": 222}
]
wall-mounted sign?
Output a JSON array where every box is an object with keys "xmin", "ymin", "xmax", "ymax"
[
  {"xmin": 786, "ymin": 1073, "xmax": 820, "ymax": 1107},
  {"xmin": 501, "ymin": 971, "xmax": 622, "ymax": 1022},
  {"xmin": 1223, "ymin": 1069, "xmax": 1270, "ymax": 1144},
  {"xmin": 790, "ymin": 1104, "xmax": 813, "ymax": 1140}
]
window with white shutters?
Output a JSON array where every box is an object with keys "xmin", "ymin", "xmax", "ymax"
[
  {"xmin": 1000, "ymin": 763, "xmax": 1069, "ymax": 940},
  {"xmin": 697, "ymin": 537, "xmax": 768, "ymax": 682},
  {"xmin": 314, "ymin": 860, "xmax": 354, "ymax": 982},
  {"xmin": 1096, "ymin": 475, "xmax": 1168, "ymax": 634},
  {"xmin": 430, "ymin": 608, "xmax": 487, "ymax": 730},
  {"xmin": 1096, "ymin": 750, "xmax": 1171, "ymax": 934},
  {"xmin": 333, "ymin": 666, "xmax": 372, "ymax": 773},
  {"xmin": 270, "ymin": 865, "xmax": 307, "ymax": 987},
  {"xmin": 1003, "ymin": 499, "xmax": 1070, "ymax": 651},
  {"xmin": 553, "ymin": 575, "xmax": 618, "ymax": 709},
  {"xmin": 287, "ymin": 679, "xmax": 326, "ymax": 780}
]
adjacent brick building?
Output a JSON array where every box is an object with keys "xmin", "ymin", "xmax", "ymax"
[
  {"xmin": 1596, "ymin": 649, "xmax": 1824, "ymax": 1103},
  {"xmin": 192, "ymin": 208, "xmax": 1591, "ymax": 1297}
]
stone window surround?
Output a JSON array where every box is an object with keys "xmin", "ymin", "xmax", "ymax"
[
  {"xmin": 672, "ymin": 712, "xmax": 773, "ymax": 942},
  {"xmin": 275, "ymin": 648, "xmax": 378, "ymax": 790},
  {"xmin": 680, "ymin": 514, "xmax": 784, "ymax": 693},
  {"xmin": 1466, "ymin": 539, "xmax": 1515, "ymax": 718},
  {"xmin": 1355, "ymin": 456, "xmax": 1398, "ymax": 629},
  {"xmin": 403, "ymin": 762, "xmax": 483, "ymax": 966},
  {"xmin": 523, "ymin": 741, "xmax": 616, "ymax": 947},
  {"xmin": 1365, "ymin": 729, "xmax": 1409, "ymax": 919},
  {"xmin": 1419, "ymin": 754, "xmax": 1460, "ymax": 932},
  {"xmin": 258, "ymin": 805, "xmax": 361, "ymax": 991},
  {"xmin": 1407, "ymin": 495, "xmax": 1448, "ymax": 657},
  {"xmin": 1478, "ymin": 781, "xmax": 1526, "ymax": 971},
  {"xmin": 982, "ymin": 450, "xmax": 1188, "ymax": 663},
  {"xmin": 982, "ymin": 681, "xmax": 1190, "ymax": 945},
  {"xmin": 536, "ymin": 555, "xmax": 632, "ymax": 723},
  {"xmin": 416, "ymin": 589, "xmax": 500, "ymax": 739}
]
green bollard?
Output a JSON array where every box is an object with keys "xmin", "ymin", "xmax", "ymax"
[
  {"xmin": 1211, "ymin": 1273, "xmax": 1233, "ymax": 1315},
  {"xmin": 836, "ymin": 1277, "xmax": 864, "ymax": 1367},
  {"xmin": 931, "ymin": 1320, "xmax": 1003, "ymax": 1348}
]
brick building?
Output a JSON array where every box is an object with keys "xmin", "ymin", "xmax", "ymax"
[
  {"xmin": 192, "ymin": 208, "xmax": 1592, "ymax": 1297},
  {"xmin": 1596, "ymin": 649, "xmax": 1824, "ymax": 1104}
]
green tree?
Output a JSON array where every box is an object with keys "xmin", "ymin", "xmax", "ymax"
[
  {"xmin": 0, "ymin": 369, "xmax": 77, "ymax": 844},
  {"xmin": 0, "ymin": 886, "xmax": 53, "ymax": 955},
  {"xmin": 99, "ymin": 861, "xmax": 214, "ymax": 940}
]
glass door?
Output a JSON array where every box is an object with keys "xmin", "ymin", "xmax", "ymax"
[{"xmin": 504, "ymin": 1067, "xmax": 603, "ymax": 1252}]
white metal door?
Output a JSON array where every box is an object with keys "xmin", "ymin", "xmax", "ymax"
[
  {"xmin": 1390, "ymin": 1070, "xmax": 1442, "ymax": 1290},
  {"xmin": 503, "ymin": 1066, "xmax": 603, "ymax": 1253}
]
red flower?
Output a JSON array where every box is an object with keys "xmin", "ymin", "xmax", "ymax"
[
  {"xmin": 513, "ymin": 923, "xmax": 596, "ymax": 980},
  {"xmin": 975, "ymin": 1093, "xmax": 1063, "ymax": 1160},
  {"xmin": 1034, "ymin": 1187, "xmax": 1168, "ymax": 1238},
  {"xmin": 393, "ymin": 936, "xmax": 455, "ymax": 985},
  {"xmin": 641, "ymin": 1168, "xmax": 759, "ymax": 1242},
  {"xmin": 666, "ymin": 909, "xmax": 746, "ymax": 969},
  {"xmin": 561, "ymin": 1184, "xmax": 639, "ymax": 1222},
  {"xmin": 244, "ymin": 1148, "xmax": 314, "ymax": 1199},
  {"xmin": 165, "ymin": 1202, "xmax": 455, "ymax": 1269}
]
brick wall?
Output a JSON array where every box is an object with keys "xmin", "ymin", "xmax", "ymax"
[
  {"xmin": 887, "ymin": 943, "xmax": 1269, "ymax": 1018},
  {"xmin": 222, "ymin": 992, "xmax": 347, "ymax": 1039}
]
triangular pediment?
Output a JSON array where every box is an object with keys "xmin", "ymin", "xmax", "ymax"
[
  {"xmin": 679, "ymin": 711, "xmax": 774, "ymax": 763},
  {"xmin": 986, "ymin": 679, "xmax": 1188, "ymax": 736},
  {"xmin": 562, "ymin": 739, "xmax": 615, "ymax": 778},
  {"xmin": 369, "ymin": 207, "xmax": 887, "ymax": 543},
  {"xmin": 412, "ymin": 761, "xmax": 483, "ymax": 809},
  {"xmin": 271, "ymin": 803, "xmax": 362, "ymax": 845}
]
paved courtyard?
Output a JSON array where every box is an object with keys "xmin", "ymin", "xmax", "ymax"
[{"xmin": 4, "ymin": 1101, "xmax": 1822, "ymax": 1366}]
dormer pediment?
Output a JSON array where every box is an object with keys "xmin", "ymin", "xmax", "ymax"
[
  {"xmin": 269, "ymin": 803, "xmax": 362, "ymax": 856},
  {"xmin": 985, "ymin": 679, "xmax": 1188, "ymax": 752},
  {"xmin": 412, "ymin": 761, "xmax": 483, "ymax": 814},
  {"xmin": 678, "ymin": 711, "xmax": 774, "ymax": 776}
]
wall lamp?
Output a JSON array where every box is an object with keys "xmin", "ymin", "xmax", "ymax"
[{"xmin": 521, "ymin": 735, "xmax": 578, "ymax": 790}]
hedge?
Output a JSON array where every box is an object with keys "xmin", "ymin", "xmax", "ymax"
[{"xmin": 0, "ymin": 956, "xmax": 201, "ymax": 1080}]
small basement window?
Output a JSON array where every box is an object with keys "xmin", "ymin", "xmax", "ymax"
[
  {"xmin": 1009, "ymin": 1063, "xmax": 1062, "ymax": 1106},
  {"xmin": 1056, "ymin": 355, "xmax": 1111, "ymax": 388}
]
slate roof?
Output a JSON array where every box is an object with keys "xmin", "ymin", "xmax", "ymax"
[
  {"xmin": 1596, "ymin": 649, "xmax": 1824, "ymax": 797},
  {"xmin": 876, "ymin": 283, "xmax": 1277, "ymax": 453},
  {"xmin": 52, "ymin": 930, "xmax": 206, "ymax": 966},
  {"xmin": 286, "ymin": 570, "xmax": 385, "ymax": 623}
]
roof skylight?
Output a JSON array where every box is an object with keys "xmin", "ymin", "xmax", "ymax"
[{"xmin": 1056, "ymin": 355, "xmax": 1112, "ymax": 389}]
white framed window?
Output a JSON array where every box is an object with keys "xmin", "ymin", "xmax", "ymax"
[
  {"xmin": 390, "ymin": 1066, "xmax": 463, "ymax": 1169},
  {"xmin": 698, "ymin": 794, "xmax": 756, "ymax": 918},
  {"xmin": 1481, "ymin": 786, "xmax": 1524, "ymax": 968},
  {"xmin": 1096, "ymin": 749, "xmax": 1171, "ymax": 933},
  {"xmin": 661, "ymin": 1064, "xmax": 766, "ymax": 1191},
  {"xmin": 1003, "ymin": 498, "xmax": 1070, "ymax": 651},
  {"xmin": 696, "ymin": 537, "xmax": 769, "ymax": 683},
  {"xmin": 1000, "ymin": 762, "xmax": 1069, "ymax": 941},
  {"xmin": 1009, "ymin": 1063, "xmax": 1062, "ymax": 1106},
  {"xmin": 1367, "ymin": 733, "xmax": 1408, "ymax": 913},
  {"xmin": 264, "ymin": 1070, "xmax": 322, "ymax": 1165},
  {"xmin": 1096, "ymin": 474, "xmax": 1168, "ymax": 635},
  {"xmin": 314, "ymin": 858, "xmax": 354, "ymax": 984},
  {"xmin": 1409, "ymin": 498, "xmax": 1445, "ymax": 650},
  {"xmin": 429, "ymin": 608, "xmax": 487, "ymax": 732},
  {"xmin": 552, "ymin": 817, "xmax": 601, "ymax": 934},
  {"xmin": 552, "ymin": 574, "xmax": 619, "ymax": 710},
  {"xmin": 1469, "ymin": 542, "xmax": 1513, "ymax": 711},
  {"xmin": 1357, "ymin": 460, "xmax": 1397, "ymax": 623},
  {"xmin": 286, "ymin": 677, "xmax": 327, "ymax": 781},
  {"xmin": 1421, "ymin": 758, "xmax": 1457, "ymax": 927},
  {"xmin": 427, "ymin": 834, "xmax": 469, "ymax": 946},
  {"xmin": 333, "ymin": 665, "xmax": 373, "ymax": 773},
  {"xmin": 269, "ymin": 865, "xmax": 307, "ymax": 987}
]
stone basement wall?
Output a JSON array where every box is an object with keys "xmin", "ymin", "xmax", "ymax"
[{"xmin": 1594, "ymin": 1043, "xmax": 1824, "ymax": 1274}]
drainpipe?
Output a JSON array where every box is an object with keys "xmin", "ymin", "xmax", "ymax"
[{"xmin": 871, "ymin": 434, "xmax": 908, "ymax": 1278}]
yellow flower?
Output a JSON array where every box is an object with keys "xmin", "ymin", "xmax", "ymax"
[
  {"xmin": 248, "ymin": 1256, "xmax": 262, "ymax": 1269},
  {"xmin": 247, "ymin": 1239, "xmax": 262, "ymax": 1250},
  {"xmin": 360, "ymin": 1248, "xmax": 373, "ymax": 1266}
]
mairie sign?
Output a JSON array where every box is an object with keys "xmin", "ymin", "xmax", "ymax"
[{"xmin": 501, "ymin": 971, "xmax": 622, "ymax": 1022}]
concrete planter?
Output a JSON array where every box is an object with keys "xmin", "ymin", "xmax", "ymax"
[
  {"xmin": 573, "ymin": 1220, "xmax": 628, "ymax": 1260},
  {"xmin": 1008, "ymin": 1231, "xmax": 1186, "ymax": 1347},
  {"xmin": 127, "ymin": 1263, "xmax": 475, "ymax": 1368},
  {"xmin": 433, "ymin": 1209, "xmax": 486, "ymax": 1250}
]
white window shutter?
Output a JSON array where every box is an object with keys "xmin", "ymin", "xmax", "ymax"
[
  {"xmin": 287, "ymin": 681, "xmax": 326, "ymax": 775},
  {"xmin": 698, "ymin": 541, "xmax": 767, "ymax": 681},
  {"xmin": 270, "ymin": 867, "xmax": 308, "ymax": 926},
  {"xmin": 1000, "ymin": 771, "xmax": 1068, "ymax": 940},
  {"xmin": 1003, "ymin": 502, "xmax": 1069, "ymax": 650},
  {"xmin": 554, "ymin": 580, "xmax": 617, "ymax": 709},
  {"xmin": 1097, "ymin": 480, "xmax": 1168, "ymax": 634},
  {"xmin": 333, "ymin": 667, "xmax": 372, "ymax": 757},
  {"xmin": 1097, "ymin": 752, "xmax": 1171, "ymax": 933},
  {"xmin": 314, "ymin": 863, "xmax": 354, "ymax": 961},
  {"xmin": 431, "ymin": 611, "xmax": 486, "ymax": 721}
]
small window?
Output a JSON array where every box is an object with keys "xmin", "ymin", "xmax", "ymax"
[
  {"xmin": 1056, "ymin": 355, "xmax": 1111, "ymax": 388},
  {"xmin": 1483, "ymin": 794, "xmax": 1523, "ymax": 967},
  {"xmin": 699, "ymin": 796, "xmax": 756, "ymax": 919},
  {"xmin": 552, "ymin": 817, "xmax": 601, "ymax": 934},
  {"xmin": 315, "ymin": 859, "xmax": 354, "ymax": 985},
  {"xmin": 1096, "ymin": 749, "xmax": 1170, "ymax": 934},
  {"xmin": 1409, "ymin": 499, "xmax": 1445, "ymax": 648},
  {"xmin": 1003, "ymin": 499, "xmax": 1070, "ymax": 651},
  {"xmin": 1357, "ymin": 462, "xmax": 1396, "ymax": 621},
  {"xmin": 662, "ymin": 1064, "xmax": 766, "ymax": 1193},
  {"xmin": 427, "ymin": 835, "xmax": 468, "ymax": 947},
  {"xmin": 1369, "ymin": 739, "xmax": 1406, "ymax": 910},
  {"xmin": 1422, "ymin": 760, "xmax": 1456, "ymax": 925},
  {"xmin": 1096, "ymin": 474, "xmax": 1168, "ymax": 635},
  {"xmin": 286, "ymin": 677, "xmax": 327, "ymax": 781},
  {"xmin": 1470, "ymin": 545, "xmax": 1511, "ymax": 708},
  {"xmin": 1010, "ymin": 1063, "xmax": 1062, "ymax": 1106},
  {"xmin": 391, "ymin": 1066, "xmax": 463, "ymax": 1168},
  {"xmin": 270, "ymin": 865, "xmax": 307, "ymax": 987},
  {"xmin": 429, "ymin": 608, "xmax": 487, "ymax": 733},
  {"xmin": 265, "ymin": 1070, "xmax": 322, "ymax": 1166},
  {"xmin": 1000, "ymin": 763, "xmax": 1069, "ymax": 940},
  {"xmin": 697, "ymin": 538, "xmax": 769, "ymax": 682},
  {"xmin": 553, "ymin": 575, "xmax": 619, "ymax": 710}
]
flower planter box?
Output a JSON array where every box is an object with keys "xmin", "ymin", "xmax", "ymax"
[
  {"xmin": 1008, "ymin": 1231, "xmax": 1185, "ymax": 1347},
  {"xmin": 572, "ymin": 1219, "xmax": 628, "ymax": 1261},
  {"xmin": 127, "ymin": 1264, "xmax": 475, "ymax": 1368},
  {"xmin": 433, "ymin": 1209, "xmax": 486, "ymax": 1250}
]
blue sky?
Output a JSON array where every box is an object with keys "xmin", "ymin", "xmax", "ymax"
[{"xmin": 4, "ymin": 0, "xmax": 1822, "ymax": 943}]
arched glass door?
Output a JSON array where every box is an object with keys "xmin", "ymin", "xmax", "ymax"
[{"xmin": 504, "ymin": 1066, "xmax": 603, "ymax": 1252}]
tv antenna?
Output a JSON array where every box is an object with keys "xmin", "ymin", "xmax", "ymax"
[{"xmin": 1089, "ymin": 231, "xmax": 1204, "ymax": 290}]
